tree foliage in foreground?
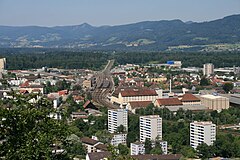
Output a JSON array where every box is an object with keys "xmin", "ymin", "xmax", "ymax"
[{"xmin": 0, "ymin": 95, "xmax": 70, "ymax": 160}]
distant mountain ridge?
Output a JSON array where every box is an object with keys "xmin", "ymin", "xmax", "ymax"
[{"xmin": 0, "ymin": 14, "xmax": 240, "ymax": 51}]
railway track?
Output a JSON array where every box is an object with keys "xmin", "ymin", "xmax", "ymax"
[{"xmin": 92, "ymin": 60, "xmax": 118, "ymax": 109}]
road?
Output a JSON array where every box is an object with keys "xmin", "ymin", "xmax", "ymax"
[{"xmin": 92, "ymin": 60, "xmax": 118, "ymax": 109}]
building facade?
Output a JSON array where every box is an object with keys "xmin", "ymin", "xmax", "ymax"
[
  {"xmin": 203, "ymin": 63, "xmax": 214, "ymax": 76},
  {"xmin": 111, "ymin": 89, "xmax": 162, "ymax": 108},
  {"xmin": 0, "ymin": 58, "xmax": 6, "ymax": 70},
  {"xmin": 130, "ymin": 141, "xmax": 168, "ymax": 155},
  {"xmin": 110, "ymin": 133, "xmax": 127, "ymax": 146},
  {"xmin": 190, "ymin": 121, "xmax": 216, "ymax": 149},
  {"xmin": 200, "ymin": 94, "xmax": 229, "ymax": 110},
  {"xmin": 130, "ymin": 142, "xmax": 145, "ymax": 155},
  {"xmin": 108, "ymin": 109, "xmax": 128, "ymax": 133},
  {"xmin": 140, "ymin": 115, "xmax": 162, "ymax": 142}
]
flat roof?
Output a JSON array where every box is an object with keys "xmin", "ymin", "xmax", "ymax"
[
  {"xmin": 191, "ymin": 121, "xmax": 214, "ymax": 126},
  {"xmin": 140, "ymin": 115, "xmax": 160, "ymax": 119},
  {"xmin": 165, "ymin": 105, "xmax": 208, "ymax": 112},
  {"xmin": 200, "ymin": 94, "xmax": 227, "ymax": 99}
]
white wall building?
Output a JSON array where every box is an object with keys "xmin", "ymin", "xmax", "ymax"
[
  {"xmin": 140, "ymin": 115, "xmax": 162, "ymax": 142},
  {"xmin": 108, "ymin": 109, "xmax": 128, "ymax": 134},
  {"xmin": 111, "ymin": 89, "xmax": 162, "ymax": 108},
  {"xmin": 190, "ymin": 121, "xmax": 216, "ymax": 149},
  {"xmin": 200, "ymin": 94, "xmax": 229, "ymax": 110},
  {"xmin": 130, "ymin": 141, "xmax": 168, "ymax": 155},
  {"xmin": 203, "ymin": 63, "xmax": 214, "ymax": 76},
  {"xmin": 110, "ymin": 133, "xmax": 127, "ymax": 146},
  {"xmin": 131, "ymin": 142, "xmax": 145, "ymax": 155}
]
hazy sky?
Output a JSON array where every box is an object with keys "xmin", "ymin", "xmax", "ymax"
[{"xmin": 0, "ymin": 0, "xmax": 239, "ymax": 27}]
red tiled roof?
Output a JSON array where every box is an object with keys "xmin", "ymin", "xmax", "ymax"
[
  {"xmin": 83, "ymin": 100, "xmax": 91, "ymax": 108},
  {"xmin": 73, "ymin": 96, "xmax": 85, "ymax": 101},
  {"xmin": 20, "ymin": 81, "xmax": 30, "ymax": 88},
  {"xmin": 19, "ymin": 90, "xmax": 29, "ymax": 94},
  {"xmin": 181, "ymin": 93, "xmax": 200, "ymax": 102},
  {"xmin": 121, "ymin": 89, "xmax": 157, "ymax": 97},
  {"xmin": 129, "ymin": 101, "xmax": 152, "ymax": 109},
  {"xmin": 58, "ymin": 90, "xmax": 68, "ymax": 96},
  {"xmin": 156, "ymin": 98, "xmax": 182, "ymax": 106}
]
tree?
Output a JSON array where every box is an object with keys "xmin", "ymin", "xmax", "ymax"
[
  {"xmin": 65, "ymin": 134, "xmax": 86, "ymax": 156},
  {"xmin": 222, "ymin": 82, "xmax": 234, "ymax": 93},
  {"xmin": 95, "ymin": 130, "xmax": 113, "ymax": 144},
  {"xmin": 144, "ymin": 138, "xmax": 152, "ymax": 154},
  {"xmin": 200, "ymin": 77, "xmax": 210, "ymax": 86},
  {"xmin": 180, "ymin": 146, "xmax": 196, "ymax": 158},
  {"xmin": 150, "ymin": 136, "xmax": 163, "ymax": 155},
  {"xmin": 118, "ymin": 144, "xmax": 129, "ymax": 155},
  {"xmin": 116, "ymin": 125, "xmax": 126, "ymax": 133},
  {"xmin": 197, "ymin": 143, "xmax": 214, "ymax": 159},
  {"xmin": 0, "ymin": 96, "xmax": 70, "ymax": 159}
]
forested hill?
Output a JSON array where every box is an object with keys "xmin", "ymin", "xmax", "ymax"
[{"xmin": 0, "ymin": 14, "xmax": 240, "ymax": 51}]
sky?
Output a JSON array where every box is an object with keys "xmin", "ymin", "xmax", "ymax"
[{"xmin": 0, "ymin": 0, "xmax": 239, "ymax": 27}]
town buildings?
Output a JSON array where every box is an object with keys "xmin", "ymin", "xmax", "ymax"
[
  {"xmin": 111, "ymin": 88, "xmax": 162, "ymax": 108},
  {"xmin": 110, "ymin": 133, "xmax": 127, "ymax": 146},
  {"xmin": 108, "ymin": 109, "xmax": 128, "ymax": 133},
  {"xmin": 0, "ymin": 58, "xmax": 6, "ymax": 70},
  {"xmin": 140, "ymin": 115, "xmax": 162, "ymax": 142},
  {"xmin": 200, "ymin": 94, "xmax": 229, "ymax": 110},
  {"xmin": 130, "ymin": 141, "xmax": 168, "ymax": 155},
  {"xmin": 203, "ymin": 63, "xmax": 214, "ymax": 76},
  {"xmin": 190, "ymin": 121, "xmax": 216, "ymax": 149}
]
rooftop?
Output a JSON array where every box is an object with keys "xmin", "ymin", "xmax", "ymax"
[
  {"xmin": 121, "ymin": 89, "xmax": 157, "ymax": 97},
  {"xmin": 128, "ymin": 101, "xmax": 152, "ymax": 109},
  {"xmin": 191, "ymin": 121, "xmax": 214, "ymax": 126},
  {"xmin": 156, "ymin": 98, "xmax": 182, "ymax": 106},
  {"xmin": 200, "ymin": 94, "xmax": 228, "ymax": 99},
  {"xmin": 181, "ymin": 93, "xmax": 200, "ymax": 102},
  {"xmin": 140, "ymin": 115, "xmax": 160, "ymax": 119}
]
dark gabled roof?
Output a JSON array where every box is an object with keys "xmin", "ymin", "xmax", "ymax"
[
  {"xmin": 87, "ymin": 151, "xmax": 111, "ymax": 160},
  {"xmin": 132, "ymin": 154, "xmax": 182, "ymax": 160},
  {"xmin": 95, "ymin": 144, "xmax": 108, "ymax": 151},
  {"xmin": 81, "ymin": 137, "xmax": 98, "ymax": 145}
]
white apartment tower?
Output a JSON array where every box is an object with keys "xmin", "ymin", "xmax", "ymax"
[
  {"xmin": 140, "ymin": 115, "xmax": 162, "ymax": 142},
  {"xmin": 108, "ymin": 109, "xmax": 128, "ymax": 133},
  {"xmin": 203, "ymin": 63, "xmax": 214, "ymax": 76},
  {"xmin": 190, "ymin": 121, "xmax": 216, "ymax": 149},
  {"xmin": 0, "ymin": 58, "xmax": 6, "ymax": 70}
]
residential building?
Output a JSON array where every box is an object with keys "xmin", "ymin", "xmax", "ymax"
[
  {"xmin": 83, "ymin": 79, "xmax": 92, "ymax": 88},
  {"xmin": 180, "ymin": 93, "xmax": 201, "ymax": 105},
  {"xmin": 86, "ymin": 152, "xmax": 182, "ymax": 160},
  {"xmin": 108, "ymin": 109, "xmax": 128, "ymax": 133},
  {"xmin": 110, "ymin": 133, "xmax": 127, "ymax": 146},
  {"xmin": 190, "ymin": 121, "xmax": 216, "ymax": 149},
  {"xmin": 111, "ymin": 88, "xmax": 162, "ymax": 108},
  {"xmin": 86, "ymin": 152, "xmax": 111, "ymax": 160},
  {"xmin": 200, "ymin": 94, "xmax": 229, "ymax": 110},
  {"xmin": 0, "ymin": 58, "xmax": 6, "ymax": 70},
  {"xmin": 140, "ymin": 115, "xmax": 162, "ymax": 142},
  {"xmin": 154, "ymin": 98, "xmax": 182, "ymax": 107},
  {"xmin": 81, "ymin": 137, "xmax": 108, "ymax": 153},
  {"xmin": 126, "ymin": 101, "xmax": 152, "ymax": 114},
  {"xmin": 131, "ymin": 140, "xmax": 168, "ymax": 155},
  {"xmin": 203, "ymin": 63, "xmax": 214, "ymax": 76},
  {"xmin": 131, "ymin": 142, "xmax": 145, "ymax": 155}
]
